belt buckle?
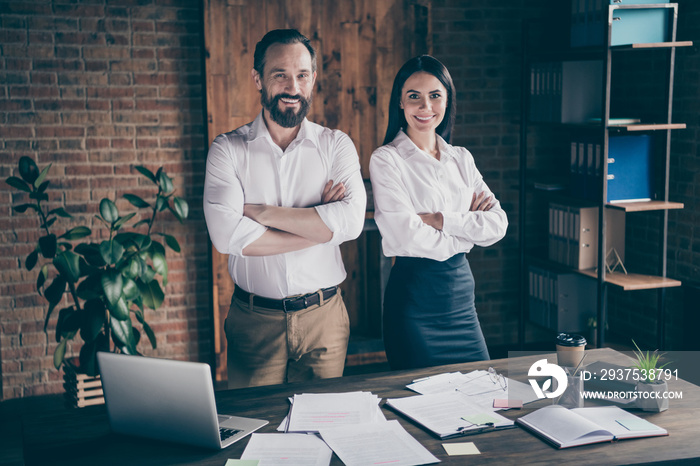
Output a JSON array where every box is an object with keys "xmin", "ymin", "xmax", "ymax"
[
  {"xmin": 282, "ymin": 296, "xmax": 304, "ymax": 313},
  {"xmin": 283, "ymin": 293, "xmax": 315, "ymax": 313}
]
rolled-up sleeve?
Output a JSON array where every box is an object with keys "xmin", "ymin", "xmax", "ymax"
[
  {"xmin": 370, "ymin": 148, "xmax": 464, "ymax": 261},
  {"xmin": 441, "ymin": 169, "xmax": 508, "ymax": 247},
  {"xmin": 313, "ymin": 131, "xmax": 367, "ymax": 246},
  {"xmin": 203, "ymin": 134, "xmax": 267, "ymax": 256}
]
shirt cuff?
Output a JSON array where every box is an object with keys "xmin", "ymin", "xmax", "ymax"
[
  {"xmin": 441, "ymin": 210, "xmax": 465, "ymax": 237},
  {"xmin": 228, "ymin": 217, "xmax": 268, "ymax": 256}
]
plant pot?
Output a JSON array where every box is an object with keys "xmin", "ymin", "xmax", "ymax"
[
  {"xmin": 635, "ymin": 380, "xmax": 669, "ymax": 412},
  {"xmin": 63, "ymin": 357, "xmax": 104, "ymax": 408}
]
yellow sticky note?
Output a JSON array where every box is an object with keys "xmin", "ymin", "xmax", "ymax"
[{"xmin": 442, "ymin": 442, "xmax": 481, "ymax": 456}]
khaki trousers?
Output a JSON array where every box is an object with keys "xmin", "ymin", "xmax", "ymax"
[{"xmin": 225, "ymin": 290, "xmax": 350, "ymax": 389}]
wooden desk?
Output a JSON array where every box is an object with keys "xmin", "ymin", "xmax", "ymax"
[{"xmin": 2, "ymin": 348, "xmax": 699, "ymax": 465}]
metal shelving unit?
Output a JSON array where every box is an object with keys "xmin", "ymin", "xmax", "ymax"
[{"xmin": 518, "ymin": 3, "xmax": 691, "ymax": 350}]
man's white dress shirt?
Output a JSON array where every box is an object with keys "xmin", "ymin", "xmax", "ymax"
[
  {"xmin": 369, "ymin": 130, "xmax": 508, "ymax": 262},
  {"xmin": 204, "ymin": 112, "xmax": 366, "ymax": 299}
]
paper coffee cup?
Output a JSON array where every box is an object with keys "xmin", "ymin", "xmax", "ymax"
[{"xmin": 556, "ymin": 333, "xmax": 586, "ymax": 368}]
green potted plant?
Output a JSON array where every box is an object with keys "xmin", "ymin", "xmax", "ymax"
[
  {"xmin": 6, "ymin": 156, "xmax": 188, "ymax": 378},
  {"xmin": 631, "ymin": 340, "xmax": 669, "ymax": 412}
]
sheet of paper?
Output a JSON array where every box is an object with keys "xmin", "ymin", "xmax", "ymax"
[
  {"xmin": 494, "ymin": 398, "xmax": 522, "ymax": 409},
  {"xmin": 240, "ymin": 433, "xmax": 332, "ymax": 466},
  {"xmin": 278, "ymin": 394, "xmax": 386, "ymax": 432},
  {"xmin": 442, "ymin": 442, "xmax": 480, "ymax": 456},
  {"xmin": 407, "ymin": 372, "xmax": 474, "ymax": 394},
  {"xmin": 286, "ymin": 392, "xmax": 382, "ymax": 433},
  {"xmin": 319, "ymin": 420, "xmax": 439, "ymax": 466},
  {"xmin": 225, "ymin": 460, "xmax": 260, "ymax": 466},
  {"xmin": 386, "ymin": 392, "xmax": 513, "ymax": 438},
  {"xmin": 406, "ymin": 370, "xmax": 537, "ymax": 411},
  {"xmin": 617, "ymin": 418, "xmax": 658, "ymax": 432}
]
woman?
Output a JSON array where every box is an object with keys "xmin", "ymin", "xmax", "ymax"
[{"xmin": 369, "ymin": 55, "xmax": 508, "ymax": 370}]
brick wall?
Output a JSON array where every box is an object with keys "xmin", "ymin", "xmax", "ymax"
[
  {"xmin": 651, "ymin": 0, "xmax": 700, "ymax": 348},
  {"xmin": 0, "ymin": 0, "xmax": 210, "ymax": 399},
  {"xmin": 430, "ymin": 0, "xmax": 556, "ymax": 347}
]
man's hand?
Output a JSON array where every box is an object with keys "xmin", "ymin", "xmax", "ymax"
[
  {"xmin": 322, "ymin": 180, "xmax": 345, "ymax": 204},
  {"xmin": 244, "ymin": 204, "xmax": 267, "ymax": 224},
  {"xmin": 419, "ymin": 212, "xmax": 444, "ymax": 231},
  {"xmin": 244, "ymin": 180, "xmax": 345, "ymax": 224},
  {"xmin": 470, "ymin": 191, "xmax": 495, "ymax": 212}
]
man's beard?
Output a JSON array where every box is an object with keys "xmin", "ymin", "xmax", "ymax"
[{"xmin": 261, "ymin": 88, "xmax": 312, "ymax": 128}]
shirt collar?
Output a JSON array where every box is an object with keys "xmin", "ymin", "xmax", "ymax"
[
  {"xmin": 391, "ymin": 129, "xmax": 455, "ymax": 162},
  {"xmin": 248, "ymin": 111, "xmax": 319, "ymax": 150}
]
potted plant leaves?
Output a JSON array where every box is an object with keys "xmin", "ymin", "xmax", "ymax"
[
  {"xmin": 6, "ymin": 156, "xmax": 188, "ymax": 387},
  {"xmin": 631, "ymin": 340, "xmax": 670, "ymax": 412}
]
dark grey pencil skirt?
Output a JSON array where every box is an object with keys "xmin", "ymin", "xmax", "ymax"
[{"xmin": 382, "ymin": 253, "xmax": 490, "ymax": 370}]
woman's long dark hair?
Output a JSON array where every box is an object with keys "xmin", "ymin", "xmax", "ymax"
[{"xmin": 382, "ymin": 55, "xmax": 457, "ymax": 145}]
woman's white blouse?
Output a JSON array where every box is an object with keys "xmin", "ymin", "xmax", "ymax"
[{"xmin": 369, "ymin": 130, "xmax": 508, "ymax": 261}]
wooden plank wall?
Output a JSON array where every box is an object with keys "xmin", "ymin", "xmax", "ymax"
[{"xmin": 203, "ymin": 0, "xmax": 431, "ymax": 382}]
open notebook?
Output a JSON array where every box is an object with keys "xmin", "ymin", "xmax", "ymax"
[
  {"xmin": 516, "ymin": 405, "xmax": 667, "ymax": 449},
  {"xmin": 97, "ymin": 352, "xmax": 268, "ymax": 449}
]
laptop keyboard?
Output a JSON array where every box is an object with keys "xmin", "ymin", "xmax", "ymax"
[{"xmin": 220, "ymin": 427, "xmax": 242, "ymax": 441}]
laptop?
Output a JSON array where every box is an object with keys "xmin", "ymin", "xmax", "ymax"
[{"xmin": 96, "ymin": 352, "xmax": 268, "ymax": 449}]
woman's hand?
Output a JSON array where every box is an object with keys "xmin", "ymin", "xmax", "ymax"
[
  {"xmin": 470, "ymin": 191, "xmax": 495, "ymax": 212},
  {"xmin": 419, "ymin": 212, "xmax": 444, "ymax": 230}
]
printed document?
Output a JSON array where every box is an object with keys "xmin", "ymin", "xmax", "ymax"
[
  {"xmin": 318, "ymin": 420, "xmax": 439, "ymax": 466},
  {"xmin": 240, "ymin": 433, "xmax": 332, "ymax": 466},
  {"xmin": 386, "ymin": 392, "xmax": 514, "ymax": 439},
  {"xmin": 285, "ymin": 392, "xmax": 383, "ymax": 433}
]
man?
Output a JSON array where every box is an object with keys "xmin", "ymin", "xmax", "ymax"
[{"xmin": 203, "ymin": 29, "xmax": 366, "ymax": 388}]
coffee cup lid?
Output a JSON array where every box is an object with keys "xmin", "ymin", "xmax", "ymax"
[{"xmin": 556, "ymin": 333, "xmax": 587, "ymax": 347}]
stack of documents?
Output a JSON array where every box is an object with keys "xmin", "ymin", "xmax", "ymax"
[
  {"xmin": 406, "ymin": 369, "xmax": 538, "ymax": 411},
  {"xmin": 245, "ymin": 391, "xmax": 439, "ymax": 466},
  {"xmin": 280, "ymin": 391, "xmax": 385, "ymax": 433}
]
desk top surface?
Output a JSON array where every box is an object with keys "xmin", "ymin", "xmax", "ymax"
[{"xmin": 2, "ymin": 348, "xmax": 699, "ymax": 466}]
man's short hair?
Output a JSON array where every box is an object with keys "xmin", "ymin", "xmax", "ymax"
[{"xmin": 253, "ymin": 29, "xmax": 317, "ymax": 76}]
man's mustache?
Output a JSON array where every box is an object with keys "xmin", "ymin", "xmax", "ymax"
[{"xmin": 274, "ymin": 93, "xmax": 306, "ymax": 103}]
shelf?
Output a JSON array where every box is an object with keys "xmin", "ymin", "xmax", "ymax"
[
  {"xmin": 526, "ymin": 122, "xmax": 686, "ymax": 131},
  {"xmin": 577, "ymin": 269, "xmax": 682, "ymax": 291},
  {"xmin": 609, "ymin": 123, "xmax": 686, "ymax": 132},
  {"xmin": 606, "ymin": 201, "xmax": 684, "ymax": 212},
  {"xmin": 526, "ymin": 256, "xmax": 683, "ymax": 291},
  {"xmin": 612, "ymin": 41, "xmax": 694, "ymax": 51}
]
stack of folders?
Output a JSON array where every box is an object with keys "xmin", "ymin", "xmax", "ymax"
[
  {"xmin": 570, "ymin": 0, "xmax": 670, "ymax": 48},
  {"xmin": 529, "ymin": 61, "xmax": 602, "ymax": 124},
  {"xmin": 251, "ymin": 391, "xmax": 439, "ymax": 466},
  {"xmin": 548, "ymin": 202, "xmax": 598, "ymax": 270},
  {"xmin": 528, "ymin": 266, "xmax": 596, "ymax": 333},
  {"xmin": 516, "ymin": 405, "xmax": 667, "ymax": 449},
  {"xmin": 569, "ymin": 134, "xmax": 652, "ymax": 204},
  {"xmin": 547, "ymin": 201, "xmax": 626, "ymax": 271}
]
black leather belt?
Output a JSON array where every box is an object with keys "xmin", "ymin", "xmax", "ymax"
[{"xmin": 233, "ymin": 286, "xmax": 338, "ymax": 312}]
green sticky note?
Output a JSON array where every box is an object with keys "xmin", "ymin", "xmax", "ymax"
[
  {"xmin": 616, "ymin": 418, "xmax": 657, "ymax": 432},
  {"xmin": 225, "ymin": 460, "xmax": 260, "ymax": 466},
  {"xmin": 443, "ymin": 442, "xmax": 481, "ymax": 456},
  {"xmin": 461, "ymin": 413, "xmax": 499, "ymax": 426}
]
